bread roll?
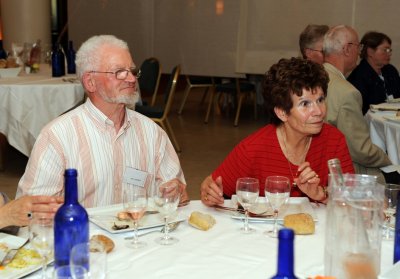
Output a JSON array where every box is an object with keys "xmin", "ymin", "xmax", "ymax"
[
  {"xmin": 90, "ymin": 234, "xmax": 115, "ymax": 253},
  {"xmin": 188, "ymin": 211, "xmax": 216, "ymax": 231},
  {"xmin": 283, "ymin": 213, "xmax": 315, "ymax": 235}
]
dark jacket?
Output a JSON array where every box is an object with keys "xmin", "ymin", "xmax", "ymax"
[{"xmin": 348, "ymin": 59, "xmax": 400, "ymax": 114}]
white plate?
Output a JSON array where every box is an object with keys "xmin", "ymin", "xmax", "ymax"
[
  {"xmin": 0, "ymin": 242, "xmax": 53, "ymax": 279},
  {"xmin": 87, "ymin": 203, "xmax": 186, "ymax": 234},
  {"xmin": 231, "ymin": 197, "xmax": 317, "ymax": 223}
]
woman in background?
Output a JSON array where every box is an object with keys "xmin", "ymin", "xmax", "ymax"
[{"xmin": 348, "ymin": 31, "xmax": 400, "ymax": 114}]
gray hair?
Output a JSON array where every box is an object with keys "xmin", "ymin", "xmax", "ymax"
[
  {"xmin": 75, "ymin": 35, "xmax": 129, "ymax": 80},
  {"xmin": 323, "ymin": 25, "xmax": 353, "ymax": 55}
]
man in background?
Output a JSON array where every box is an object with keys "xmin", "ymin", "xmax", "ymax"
[
  {"xmin": 323, "ymin": 25, "xmax": 392, "ymax": 183},
  {"xmin": 299, "ymin": 24, "xmax": 329, "ymax": 64}
]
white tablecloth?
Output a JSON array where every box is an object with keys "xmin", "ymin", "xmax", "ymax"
[
  {"xmin": 0, "ymin": 66, "xmax": 84, "ymax": 156},
  {"xmin": 366, "ymin": 106, "xmax": 400, "ymax": 166},
  {"xmin": 25, "ymin": 200, "xmax": 395, "ymax": 279}
]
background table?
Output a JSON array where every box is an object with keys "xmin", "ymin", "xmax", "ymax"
[
  {"xmin": 366, "ymin": 107, "xmax": 400, "ymax": 166},
  {"xmin": 0, "ymin": 66, "xmax": 84, "ymax": 169},
  {"xmin": 25, "ymin": 200, "xmax": 395, "ymax": 279}
]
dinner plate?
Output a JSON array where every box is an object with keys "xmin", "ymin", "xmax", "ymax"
[
  {"xmin": 370, "ymin": 103, "xmax": 400, "ymax": 111},
  {"xmin": 0, "ymin": 241, "xmax": 53, "ymax": 279},
  {"xmin": 88, "ymin": 203, "xmax": 187, "ymax": 234},
  {"xmin": 230, "ymin": 197, "xmax": 317, "ymax": 223}
]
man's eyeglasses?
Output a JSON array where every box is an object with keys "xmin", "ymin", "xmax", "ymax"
[
  {"xmin": 306, "ymin": 48, "xmax": 323, "ymax": 53},
  {"xmin": 89, "ymin": 68, "xmax": 141, "ymax": 80},
  {"xmin": 347, "ymin": 42, "xmax": 363, "ymax": 50}
]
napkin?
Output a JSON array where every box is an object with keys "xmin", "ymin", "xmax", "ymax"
[{"xmin": 370, "ymin": 103, "xmax": 400, "ymax": 111}]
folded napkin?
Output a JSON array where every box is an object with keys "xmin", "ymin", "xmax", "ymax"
[{"xmin": 370, "ymin": 102, "xmax": 400, "ymax": 112}]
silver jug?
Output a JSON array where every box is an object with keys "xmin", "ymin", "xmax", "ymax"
[{"xmin": 325, "ymin": 174, "xmax": 384, "ymax": 279}]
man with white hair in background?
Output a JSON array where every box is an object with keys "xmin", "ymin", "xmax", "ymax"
[
  {"xmin": 323, "ymin": 25, "xmax": 392, "ymax": 183},
  {"xmin": 16, "ymin": 35, "xmax": 188, "ymax": 207}
]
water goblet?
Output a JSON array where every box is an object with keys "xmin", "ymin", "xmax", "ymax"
[
  {"xmin": 154, "ymin": 181, "xmax": 181, "ymax": 245},
  {"xmin": 264, "ymin": 176, "xmax": 291, "ymax": 237},
  {"xmin": 383, "ymin": 184, "xmax": 400, "ymax": 240},
  {"xmin": 236, "ymin": 177, "xmax": 260, "ymax": 233},
  {"xmin": 123, "ymin": 184, "xmax": 148, "ymax": 249},
  {"xmin": 29, "ymin": 215, "xmax": 54, "ymax": 279},
  {"xmin": 70, "ymin": 242, "xmax": 106, "ymax": 279},
  {"xmin": 53, "ymin": 265, "xmax": 88, "ymax": 279}
]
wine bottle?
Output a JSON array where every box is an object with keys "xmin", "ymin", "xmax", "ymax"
[
  {"xmin": 270, "ymin": 228, "xmax": 298, "ymax": 279},
  {"xmin": 66, "ymin": 40, "xmax": 76, "ymax": 74},
  {"xmin": 394, "ymin": 191, "xmax": 400, "ymax": 263},
  {"xmin": 0, "ymin": 40, "xmax": 7, "ymax": 60},
  {"xmin": 54, "ymin": 169, "xmax": 89, "ymax": 268},
  {"xmin": 51, "ymin": 43, "xmax": 65, "ymax": 77}
]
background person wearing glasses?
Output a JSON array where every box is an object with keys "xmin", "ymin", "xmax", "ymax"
[
  {"xmin": 16, "ymin": 35, "xmax": 188, "ymax": 208},
  {"xmin": 348, "ymin": 31, "xmax": 400, "ymax": 114},
  {"xmin": 299, "ymin": 24, "xmax": 329, "ymax": 64},
  {"xmin": 323, "ymin": 25, "xmax": 392, "ymax": 184}
]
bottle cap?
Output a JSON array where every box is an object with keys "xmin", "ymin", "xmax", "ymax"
[
  {"xmin": 278, "ymin": 228, "xmax": 294, "ymax": 239},
  {"xmin": 65, "ymin": 169, "xmax": 77, "ymax": 176}
]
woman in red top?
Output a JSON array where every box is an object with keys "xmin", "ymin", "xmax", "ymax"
[{"xmin": 200, "ymin": 57, "xmax": 354, "ymax": 206}]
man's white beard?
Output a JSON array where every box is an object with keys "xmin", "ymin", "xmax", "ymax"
[{"xmin": 99, "ymin": 90, "xmax": 139, "ymax": 106}]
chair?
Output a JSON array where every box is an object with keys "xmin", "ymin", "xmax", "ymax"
[
  {"xmin": 204, "ymin": 78, "xmax": 257, "ymax": 126},
  {"xmin": 135, "ymin": 65, "xmax": 181, "ymax": 152},
  {"xmin": 138, "ymin": 57, "xmax": 161, "ymax": 106},
  {"xmin": 178, "ymin": 75, "xmax": 214, "ymax": 114}
]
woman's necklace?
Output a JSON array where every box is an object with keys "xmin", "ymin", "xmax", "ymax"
[{"xmin": 280, "ymin": 127, "xmax": 312, "ymax": 187}]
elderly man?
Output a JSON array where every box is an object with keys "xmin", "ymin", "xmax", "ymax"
[
  {"xmin": 299, "ymin": 24, "xmax": 329, "ymax": 64},
  {"xmin": 16, "ymin": 35, "xmax": 188, "ymax": 207},
  {"xmin": 323, "ymin": 25, "xmax": 392, "ymax": 183}
]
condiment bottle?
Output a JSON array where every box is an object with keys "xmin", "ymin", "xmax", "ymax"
[{"xmin": 270, "ymin": 228, "xmax": 298, "ymax": 279}]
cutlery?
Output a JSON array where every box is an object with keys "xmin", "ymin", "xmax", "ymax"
[
  {"xmin": 213, "ymin": 205, "xmax": 246, "ymax": 214},
  {"xmin": 124, "ymin": 221, "xmax": 181, "ymax": 240},
  {"xmin": 0, "ymin": 238, "xmax": 29, "ymax": 266},
  {"xmin": 213, "ymin": 205, "xmax": 273, "ymax": 218}
]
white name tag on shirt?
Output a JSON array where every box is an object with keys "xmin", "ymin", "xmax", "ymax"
[{"xmin": 123, "ymin": 167, "xmax": 148, "ymax": 187}]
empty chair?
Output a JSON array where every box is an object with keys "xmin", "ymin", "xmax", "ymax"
[
  {"xmin": 135, "ymin": 65, "xmax": 181, "ymax": 152},
  {"xmin": 204, "ymin": 78, "xmax": 257, "ymax": 126},
  {"xmin": 138, "ymin": 57, "xmax": 161, "ymax": 106},
  {"xmin": 178, "ymin": 75, "xmax": 214, "ymax": 114}
]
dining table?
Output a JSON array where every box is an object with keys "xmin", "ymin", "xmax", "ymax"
[
  {"xmin": 20, "ymin": 199, "xmax": 397, "ymax": 279},
  {"xmin": 0, "ymin": 65, "xmax": 85, "ymax": 169},
  {"xmin": 365, "ymin": 102, "xmax": 400, "ymax": 168}
]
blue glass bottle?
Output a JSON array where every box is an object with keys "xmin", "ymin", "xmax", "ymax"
[
  {"xmin": 66, "ymin": 40, "xmax": 76, "ymax": 74},
  {"xmin": 0, "ymin": 40, "xmax": 7, "ymax": 60},
  {"xmin": 51, "ymin": 43, "xmax": 65, "ymax": 77},
  {"xmin": 271, "ymin": 228, "xmax": 298, "ymax": 279},
  {"xmin": 394, "ymin": 191, "xmax": 400, "ymax": 263},
  {"xmin": 54, "ymin": 169, "xmax": 89, "ymax": 268}
]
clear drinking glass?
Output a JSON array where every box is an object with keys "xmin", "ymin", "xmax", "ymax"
[
  {"xmin": 383, "ymin": 184, "xmax": 400, "ymax": 240},
  {"xmin": 123, "ymin": 184, "xmax": 148, "ymax": 249},
  {"xmin": 264, "ymin": 176, "xmax": 291, "ymax": 238},
  {"xmin": 154, "ymin": 181, "xmax": 181, "ymax": 245},
  {"xmin": 29, "ymin": 216, "xmax": 54, "ymax": 279},
  {"xmin": 53, "ymin": 265, "xmax": 88, "ymax": 279},
  {"xmin": 236, "ymin": 177, "xmax": 259, "ymax": 233},
  {"xmin": 70, "ymin": 242, "xmax": 106, "ymax": 279}
]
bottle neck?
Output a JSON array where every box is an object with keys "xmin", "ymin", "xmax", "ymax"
[
  {"xmin": 64, "ymin": 175, "xmax": 78, "ymax": 204},
  {"xmin": 276, "ymin": 236, "xmax": 295, "ymax": 275}
]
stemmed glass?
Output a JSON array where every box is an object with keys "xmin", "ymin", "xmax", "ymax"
[
  {"xmin": 383, "ymin": 184, "xmax": 400, "ymax": 240},
  {"xmin": 29, "ymin": 216, "xmax": 54, "ymax": 279},
  {"xmin": 123, "ymin": 184, "xmax": 148, "ymax": 249},
  {"xmin": 70, "ymin": 242, "xmax": 107, "ymax": 279},
  {"xmin": 236, "ymin": 177, "xmax": 260, "ymax": 233},
  {"xmin": 154, "ymin": 181, "xmax": 181, "ymax": 245},
  {"xmin": 264, "ymin": 176, "xmax": 291, "ymax": 237}
]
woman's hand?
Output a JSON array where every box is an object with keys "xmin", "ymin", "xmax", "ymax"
[
  {"xmin": 294, "ymin": 162, "xmax": 325, "ymax": 201},
  {"xmin": 0, "ymin": 195, "xmax": 63, "ymax": 228},
  {"xmin": 200, "ymin": 175, "xmax": 224, "ymax": 206}
]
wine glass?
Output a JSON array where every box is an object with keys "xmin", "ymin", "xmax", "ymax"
[
  {"xmin": 383, "ymin": 184, "xmax": 400, "ymax": 240},
  {"xmin": 123, "ymin": 184, "xmax": 148, "ymax": 249},
  {"xmin": 154, "ymin": 181, "xmax": 181, "ymax": 245},
  {"xmin": 70, "ymin": 242, "xmax": 106, "ymax": 279},
  {"xmin": 264, "ymin": 176, "xmax": 291, "ymax": 237},
  {"xmin": 236, "ymin": 177, "xmax": 260, "ymax": 233},
  {"xmin": 29, "ymin": 216, "xmax": 54, "ymax": 279}
]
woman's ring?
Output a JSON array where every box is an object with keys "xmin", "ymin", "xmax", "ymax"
[{"xmin": 27, "ymin": 212, "xmax": 33, "ymax": 219}]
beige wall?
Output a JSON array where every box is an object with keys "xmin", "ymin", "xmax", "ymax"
[{"xmin": 68, "ymin": 0, "xmax": 400, "ymax": 77}]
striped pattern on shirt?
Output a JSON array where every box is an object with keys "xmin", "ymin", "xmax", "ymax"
[
  {"xmin": 212, "ymin": 124, "xmax": 354, "ymax": 198},
  {"xmin": 16, "ymin": 99, "xmax": 185, "ymax": 208}
]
